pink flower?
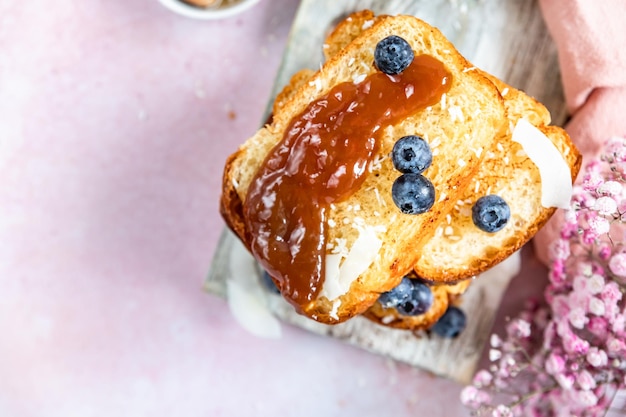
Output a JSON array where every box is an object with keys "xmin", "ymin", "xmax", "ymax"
[
  {"xmin": 601, "ymin": 281, "xmax": 623, "ymax": 304},
  {"xmin": 572, "ymin": 274, "xmax": 588, "ymax": 293},
  {"xmin": 533, "ymin": 307, "xmax": 550, "ymax": 329},
  {"xmin": 604, "ymin": 300, "xmax": 620, "ymax": 322},
  {"xmin": 614, "ymin": 161, "xmax": 626, "ymax": 179},
  {"xmin": 593, "ymin": 196, "xmax": 617, "ymax": 215},
  {"xmin": 562, "ymin": 330, "xmax": 590, "ymax": 355},
  {"xmin": 496, "ymin": 358, "xmax": 517, "ymax": 380},
  {"xmin": 587, "ymin": 215, "xmax": 610, "ymax": 236},
  {"xmin": 611, "ymin": 313, "xmax": 625, "ymax": 335},
  {"xmin": 573, "ymin": 389, "xmax": 599, "ymax": 408},
  {"xmin": 552, "ymin": 239, "xmax": 571, "ymax": 260},
  {"xmin": 568, "ymin": 307, "xmax": 587, "ymax": 329},
  {"xmin": 543, "ymin": 322, "xmax": 557, "ymax": 349},
  {"xmin": 575, "ymin": 260, "xmax": 593, "ymax": 277},
  {"xmin": 591, "ymin": 261, "xmax": 605, "ymax": 276},
  {"xmin": 472, "ymin": 369, "xmax": 493, "ymax": 387},
  {"xmin": 550, "ymin": 395, "xmax": 573, "ymax": 417},
  {"xmin": 560, "ymin": 212, "xmax": 579, "ymax": 238},
  {"xmin": 563, "ymin": 209, "xmax": 578, "ymax": 225},
  {"xmin": 606, "ymin": 335, "xmax": 626, "ymax": 355},
  {"xmin": 460, "ymin": 386, "xmax": 491, "ymax": 408},
  {"xmin": 588, "ymin": 297, "xmax": 606, "ymax": 316},
  {"xmin": 598, "ymin": 244, "xmax": 612, "ymax": 260},
  {"xmin": 608, "ymin": 253, "xmax": 626, "ymax": 278},
  {"xmin": 490, "ymin": 334, "xmax": 502, "ymax": 348},
  {"xmin": 489, "ymin": 349, "xmax": 502, "ymax": 362},
  {"xmin": 583, "ymin": 169, "xmax": 604, "ymax": 190},
  {"xmin": 576, "ymin": 370, "xmax": 597, "ymax": 390},
  {"xmin": 551, "ymin": 295, "xmax": 570, "ymax": 318},
  {"xmin": 491, "ymin": 405, "xmax": 513, "ymax": 417},
  {"xmin": 587, "ymin": 274, "xmax": 605, "ymax": 294},
  {"xmin": 555, "ymin": 373, "xmax": 575, "ymax": 390},
  {"xmin": 555, "ymin": 316, "xmax": 571, "ymax": 338},
  {"xmin": 506, "ymin": 319, "xmax": 531, "ymax": 338},
  {"xmin": 582, "ymin": 229, "xmax": 598, "ymax": 245},
  {"xmin": 578, "ymin": 192, "xmax": 597, "ymax": 209},
  {"xmin": 549, "ymin": 260, "xmax": 567, "ymax": 285},
  {"xmin": 586, "ymin": 347, "xmax": 608, "ymax": 367},
  {"xmin": 459, "ymin": 386, "xmax": 476, "ymax": 406},
  {"xmin": 567, "ymin": 290, "xmax": 589, "ymax": 314},
  {"xmin": 587, "ymin": 316, "xmax": 609, "ymax": 341},
  {"xmin": 597, "ymin": 180, "xmax": 623, "ymax": 196},
  {"xmin": 604, "ymin": 136, "xmax": 626, "ymax": 162},
  {"xmin": 545, "ymin": 352, "xmax": 565, "ymax": 375}
]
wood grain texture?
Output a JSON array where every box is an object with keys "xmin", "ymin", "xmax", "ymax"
[{"xmin": 207, "ymin": 0, "xmax": 565, "ymax": 383}]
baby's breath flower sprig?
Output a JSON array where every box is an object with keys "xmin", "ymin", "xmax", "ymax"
[{"xmin": 461, "ymin": 137, "xmax": 626, "ymax": 417}]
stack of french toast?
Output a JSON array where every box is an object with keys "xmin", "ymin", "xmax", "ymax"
[{"xmin": 220, "ymin": 11, "xmax": 581, "ymax": 337}]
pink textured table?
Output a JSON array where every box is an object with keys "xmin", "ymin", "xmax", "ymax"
[{"xmin": 0, "ymin": 1, "xmax": 549, "ymax": 415}]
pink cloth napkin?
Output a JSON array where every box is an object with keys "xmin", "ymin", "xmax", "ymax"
[{"xmin": 533, "ymin": 0, "xmax": 626, "ymax": 265}]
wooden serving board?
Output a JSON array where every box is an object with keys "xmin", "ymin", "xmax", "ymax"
[{"xmin": 206, "ymin": 0, "xmax": 565, "ymax": 383}]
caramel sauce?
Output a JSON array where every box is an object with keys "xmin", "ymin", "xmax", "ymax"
[{"xmin": 244, "ymin": 54, "xmax": 452, "ymax": 310}]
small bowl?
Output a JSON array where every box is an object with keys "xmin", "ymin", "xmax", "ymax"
[{"xmin": 158, "ymin": 0, "xmax": 262, "ymax": 20}]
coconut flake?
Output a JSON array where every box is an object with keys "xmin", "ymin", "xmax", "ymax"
[
  {"xmin": 329, "ymin": 299, "xmax": 341, "ymax": 321},
  {"xmin": 226, "ymin": 239, "xmax": 282, "ymax": 339},
  {"xmin": 319, "ymin": 227, "xmax": 382, "ymax": 301},
  {"xmin": 353, "ymin": 73, "xmax": 367, "ymax": 84},
  {"xmin": 308, "ymin": 78, "xmax": 322, "ymax": 92},
  {"xmin": 511, "ymin": 119, "xmax": 572, "ymax": 209},
  {"xmin": 448, "ymin": 105, "xmax": 464, "ymax": 122}
]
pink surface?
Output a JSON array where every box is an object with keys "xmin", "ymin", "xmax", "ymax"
[
  {"xmin": 0, "ymin": 1, "xmax": 475, "ymax": 415},
  {"xmin": 0, "ymin": 0, "xmax": 600, "ymax": 416}
]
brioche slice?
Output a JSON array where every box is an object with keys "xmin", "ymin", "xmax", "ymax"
[
  {"xmin": 270, "ymin": 69, "xmax": 475, "ymax": 331},
  {"xmin": 414, "ymin": 78, "xmax": 581, "ymax": 282},
  {"xmin": 319, "ymin": 13, "xmax": 474, "ymax": 330},
  {"xmin": 220, "ymin": 14, "xmax": 507, "ymax": 324},
  {"xmin": 323, "ymin": 11, "xmax": 582, "ymax": 284}
]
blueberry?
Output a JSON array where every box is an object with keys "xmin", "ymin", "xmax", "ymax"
[
  {"xmin": 391, "ymin": 173, "xmax": 435, "ymax": 214},
  {"xmin": 431, "ymin": 306, "xmax": 466, "ymax": 338},
  {"xmin": 378, "ymin": 277, "xmax": 413, "ymax": 308},
  {"xmin": 400, "ymin": 281, "xmax": 434, "ymax": 315},
  {"xmin": 374, "ymin": 35, "xmax": 415, "ymax": 75},
  {"xmin": 261, "ymin": 271, "xmax": 280, "ymax": 294},
  {"xmin": 391, "ymin": 135, "xmax": 432, "ymax": 174},
  {"xmin": 472, "ymin": 195, "xmax": 510, "ymax": 233},
  {"xmin": 378, "ymin": 277, "xmax": 433, "ymax": 316}
]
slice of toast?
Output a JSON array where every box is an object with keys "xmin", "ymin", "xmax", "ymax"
[
  {"xmin": 323, "ymin": 11, "xmax": 582, "ymax": 285},
  {"xmin": 270, "ymin": 68, "xmax": 474, "ymax": 331},
  {"xmin": 413, "ymin": 76, "xmax": 581, "ymax": 282},
  {"xmin": 221, "ymin": 14, "xmax": 507, "ymax": 324}
]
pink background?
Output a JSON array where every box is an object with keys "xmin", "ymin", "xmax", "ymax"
[{"xmin": 0, "ymin": 1, "xmax": 551, "ymax": 416}]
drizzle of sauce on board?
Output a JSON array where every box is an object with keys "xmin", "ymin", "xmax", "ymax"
[{"xmin": 244, "ymin": 54, "xmax": 452, "ymax": 310}]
